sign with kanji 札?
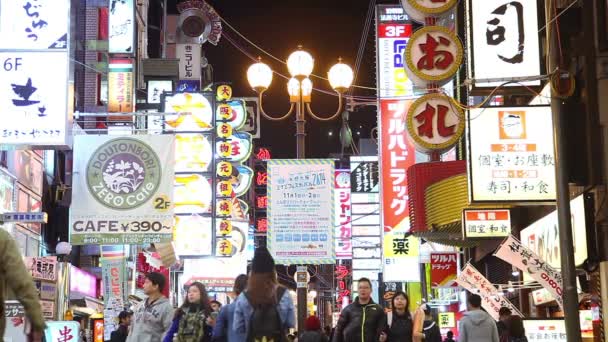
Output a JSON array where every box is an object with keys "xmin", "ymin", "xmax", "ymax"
[
  {"xmin": 467, "ymin": 106, "xmax": 556, "ymax": 202},
  {"xmin": 400, "ymin": 0, "xmax": 458, "ymax": 23},
  {"xmin": 494, "ymin": 235, "xmax": 563, "ymax": 309},
  {"xmin": 430, "ymin": 252, "xmax": 458, "ymax": 288},
  {"xmin": 462, "ymin": 209, "xmax": 511, "ymax": 238},
  {"xmin": 404, "ymin": 25, "xmax": 463, "ymax": 87}
]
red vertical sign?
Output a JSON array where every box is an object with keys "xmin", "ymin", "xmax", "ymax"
[{"xmin": 430, "ymin": 252, "xmax": 458, "ymax": 288}]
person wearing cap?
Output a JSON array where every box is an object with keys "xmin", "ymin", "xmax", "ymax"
[
  {"xmin": 233, "ymin": 248, "xmax": 295, "ymax": 337},
  {"xmin": 111, "ymin": 311, "xmax": 133, "ymax": 342}
]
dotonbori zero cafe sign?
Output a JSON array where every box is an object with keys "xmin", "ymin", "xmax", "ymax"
[
  {"xmin": 70, "ymin": 135, "xmax": 176, "ymax": 245},
  {"xmin": 0, "ymin": 0, "xmax": 72, "ymax": 148},
  {"xmin": 468, "ymin": 0, "xmax": 541, "ymax": 87}
]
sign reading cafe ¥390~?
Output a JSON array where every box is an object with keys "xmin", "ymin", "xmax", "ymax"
[{"xmin": 69, "ymin": 135, "xmax": 176, "ymax": 245}]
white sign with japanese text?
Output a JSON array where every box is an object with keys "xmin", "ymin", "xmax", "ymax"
[
  {"xmin": 24, "ymin": 256, "xmax": 57, "ymax": 282},
  {"xmin": 462, "ymin": 209, "xmax": 511, "ymax": 238},
  {"xmin": 0, "ymin": 0, "xmax": 70, "ymax": 50},
  {"xmin": 177, "ymin": 44, "xmax": 201, "ymax": 81},
  {"xmin": 468, "ymin": 106, "xmax": 556, "ymax": 202},
  {"xmin": 109, "ymin": 0, "xmax": 135, "ymax": 54},
  {"xmin": 147, "ymin": 80, "xmax": 173, "ymax": 104},
  {"xmin": 334, "ymin": 170, "xmax": 352, "ymax": 259},
  {"xmin": 0, "ymin": 52, "xmax": 70, "ymax": 148},
  {"xmin": 469, "ymin": 0, "xmax": 541, "ymax": 87},
  {"xmin": 457, "ymin": 263, "xmax": 522, "ymax": 320},
  {"xmin": 494, "ymin": 235, "xmax": 563, "ymax": 309}
]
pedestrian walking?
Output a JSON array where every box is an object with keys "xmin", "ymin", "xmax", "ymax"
[
  {"xmin": 459, "ymin": 294, "xmax": 499, "ymax": 342},
  {"xmin": 504, "ymin": 316, "xmax": 528, "ymax": 342},
  {"xmin": 127, "ymin": 272, "xmax": 174, "ymax": 342},
  {"xmin": 111, "ymin": 311, "xmax": 133, "ymax": 342},
  {"xmin": 379, "ymin": 291, "xmax": 413, "ymax": 342},
  {"xmin": 444, "ymin": 331, "xmax": 455, "ymax": 342},
  {"xmin": 0, "ymin": 228, "xmax": 46, "ymax": 342},
  {"xmin": 497, "ymin": 307, "xmax": 512, "ymax": 339},
  {"xmin": 234, "ymin": 247, "xmax": 296, "ymax": 341},
  {"xmin": 298, "ymin": 316, "xmax": 328, "ymax": 342},
  {"xmin": 164, "ymin": 282, "xmax": 213, "ymax": 342},
  {"xmin": 334, "ymin": 278, "xmax": 385, "ymax": 342},
  {"xmin": 421, "ymin": 305, "xmax": 441, "ymax": 342},
  {"xmin": 212, "ymin": 274, "xmax": 248, "ymax": 342}
]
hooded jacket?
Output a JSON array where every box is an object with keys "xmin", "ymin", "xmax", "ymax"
[
  {"xmin": 334, "ymin": 297, "xmax": 385, "ymax": 342},
  {"xmin": 127, "ymin": 296, "xmax": 174, "ymax": 342},
  {"xmin": 0, "ymin": 228, "xmax": 46, "ymax": 341},
  {"xmin": 459, "ymin": 310, "xmax": 500, "ymax": 342}
]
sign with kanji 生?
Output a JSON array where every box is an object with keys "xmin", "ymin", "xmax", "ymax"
[
  {"xmin": 430, "ymin": 252, "xmax": 458, "ymax": 288},
  {"xmin": 462, "ymin": 209, "xmax": 511, "ymax": 238}
]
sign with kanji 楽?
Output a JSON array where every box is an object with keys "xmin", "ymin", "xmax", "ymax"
[
  {"xmin": 406, "ymin": 93, "xmax": 464, "ymax": 152},
  {"xmin": 462, "ymin": 209, "xmax": 511, "ymax": 238},
  {"xmin": 430, "ymin": 252, "xmax": 458, "ymax": 288},
  {"xmin": 404, "ymin": 25, "xmax": 463, "ymax": 87}
]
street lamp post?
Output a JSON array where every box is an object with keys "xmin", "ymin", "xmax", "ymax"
[{"xmin": 247, "ymin": 48, "xmax": 353, "ymax": 329}]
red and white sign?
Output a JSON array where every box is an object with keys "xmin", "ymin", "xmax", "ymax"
[
  {"xmin": 406, "ymin": 93, "xmax": 464, "ymax": 152},
  {"xmin": 335, "ymin": 170, "xmax": 352, "ymax": 259},
  {"xmin": 335, "ymin": 261, "xmax": 352, "ymax": 311},
  {"xmin": 401, "ymin": 0, "xmax": 458, "ymax": 23},
  {"xmin": 380, "ymin": 100, "xmax": 416, "ymax": 234},
  {"xmin": 24, "ymin": 256, "xmax": 57, "ymax": 282},
  {"xmin": 376, "ymin": 5, "xmax": 414, "ymax": 98},
  {"xmin": 462, "ymin": 209, "xmax": 511, "ymax": 238},
  {"xmin": 457, "ymin": 263, "xmax": 521, "ymax": 321},
  {"xmin": 430, "ymin": 252, "xmax": 458, "ymax": 288},
  {"xmin": 404, "ymin": 26, "xmax": 463, "ymax": 87},
  {"xmin": 494, "ymin": 235, "xmax": 563, "ymax": 309}
]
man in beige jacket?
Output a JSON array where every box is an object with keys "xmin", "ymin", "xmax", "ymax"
[{"xmin": 0, "ymin": 228, "xmax": 46, "ymax": 341}]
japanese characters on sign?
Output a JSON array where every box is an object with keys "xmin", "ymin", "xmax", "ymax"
[
  {"xmin": 24, "ymin": 256, "xmax": 57, "ymax": 282},
  {"xmin": 406, "ymin": 93, "xmax": 464, "ymax": 152},
  {"xmin": 404, "ymin": 25, "xmax": 463, "ymax": 87},
  {"xmin": 163, "ymin": 93, "xmax": 214, "ymax": 132},
  {"xmin": 467, "ymin": 106, "xmax": 556, "ymax": 202},
  {"xmin": 177, "ymin": 44, "xmax": 201, "ymax": 82},
  {"xmin": 147, "ymin": 80, "xmax": 173, "ymax": 104},
  {"xmin": 383, "ymin": 233, "xmax": 420, "ymax": 282},
  {"xmin": 494, "ymin": 235, "xmax": 564, "ymax": 309},
  {"xmin": 400, "ymin": 0, "xmax": 458, "ymax": 23},
  {"xmin": 268, "ymin": 159, "xmax": 335, "ymax": 265},
  {"xmin": 44, "ymin": 321, "xmax": 81, "ymax": 342},
  {"xmin": 375, "ymin": 5, "xmax": 414, "ymax": 98},
  {"xmin": 335, "ymin": 260, "xmax": 352, "ymax": 311},
  {"xmin": 108, "ymin": 59, "xmax": 134, "ymax": 113},
  {"xmin": 522, "ymin": 320, "xmax": 567, "ymax": 341},
  {"xmin": 462, "ymin": 209, "xmax": 511, "ymax": 238},
  {"xmin": 101, "ymin": 256, "xmax": 126, "ymax": 341},
  {"xmin": 108, "ymin": 0, "xmax": 135, "ymax": 54},
  {"xmin": 430, "ymin": 252, "xmax": 458, "ymax": 288},
  {"xmin": 468, "ymin": 0, "xmax": 541, "ymax": 87},
  {"xmin": 0, "ymin": 0, "xmax": 69, "ymax": 49},
  {"xmin": 334, "ymin": 170, "xmax": 353, "ymax": 259},
  {"xmin": 438, "ymin": 312, "xmax": 456, "ymax": 329},
  {"xmin": 69, "ymin": 135, "xmax": 175, "ymax": 245}
]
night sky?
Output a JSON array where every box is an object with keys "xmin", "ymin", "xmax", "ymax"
[{"xmin": 168, "ymin": 0, "xmax": 394, "ymax": 158}]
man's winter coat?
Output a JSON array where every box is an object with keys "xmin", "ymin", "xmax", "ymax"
[
  {"xmin": 127, "ymin": 296, "xmax": 174, "ymax": 342},
  {"xmin": 334, "ymin": 297, "xmax": 385, "ymax": 342},
  {"xmin": 459, "ymin": 310, "xmax": 500, "ymax": 342}
]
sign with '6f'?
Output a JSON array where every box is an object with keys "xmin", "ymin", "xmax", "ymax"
[{"xmin": 69, "ymin": 135, "xmax": 176, "ymax": 245}]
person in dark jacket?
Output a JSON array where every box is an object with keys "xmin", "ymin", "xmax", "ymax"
[
  {"xmin": 111, "ymin": 311, "xmax": 133, "ymax": 342},
  {"xmin": 211, "ymin": 274, "xmax": 248, "ymax": 342},
  {"xmin": 299, "ymin": 316, "xmax": 329, "ymax": 342},
  {"xmin": 163, "ymin": 282, "xmax": 213, "ymax": 342},
  {"xmin": 334, "ymin": 278, "xmax": 385, "ymax": 342},
  {"xmin": 422, "ymin": 305, "xmax": 441, "ymax": 342},
  {"xmin": 504, "ymin": 315, "xmax": 528, "ymax": 342},
  {"xmin": 497, "ymin": 307, "xmax": 512, "ymax": 339},
  {"xmin": 379, "ymin": 291, "xmax": 413, "ymax": 342},
  {"xmin": 444, "ymin": 331, "xmax": 456, "ymax": 342}
]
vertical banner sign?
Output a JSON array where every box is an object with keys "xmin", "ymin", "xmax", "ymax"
[
  {"xmin": 177, "ymin": 44, "xmax": 202, "ymax": 81},
  {"xmin": 334, "ymin": 170, "xmax": 352, "ymax": 259},
  {"xmin": 69, "ymin": 135, "xmax": 175, "ymax": 245},
  {"xmin": 494, "ymin": 235, "xmax": 563, "ymax": 309},
  {"xmin": 376, "ymin": 5, "xmax": 414, "ymax": 98},
  {"xmin": 430, "ymin": 252, "xmax": 458, "ymax": 288},
  {"xmin": 335, "ymin": 260, "xmax": 352, "ymax": 311},
  {"xmin": 469, "ymin": 0, "xmax": 541, "ymax": 87},
  {"xmin": 468, "ymin": 106, "xmax": 556, "ymax": 202},
  {"xmin": 108, "ymin": 59, "xmax": 134, "ymax": 113},
  {"xmin": 457, "ymin": 263, "xmax": 522, "ymax": 320},
  {"xmin": 101, "ymin": 257, "xmax": 126, "ymax": 341},
  {"xmin": 268, "ymin": 159, "xmax": 335, "ymax": 265},
  {"xmin": 109, "ymin": 0, "xmax": 135, "ymax": 54},
  {"xmin": 0, "ymin": 0, "xmax": 71, "ymax": 148}
]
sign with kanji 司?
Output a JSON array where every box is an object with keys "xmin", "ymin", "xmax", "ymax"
[
  {"xmin": 406, "ymin": 93, "xmax": 464, "ymax": 152},
  {"xmin": 462, "ymin": 209, "xmax": 511, "ymax": 238},
  {"xmin": 404, "ymin": 25, "xmax": 463, "ymax": 87},
  {"xmin": 467, "ymin": 106, "xmax": 556, "ymax": 202},
  {"xmin": 401, "ymin": 0, "xmax": 458, "ymax": 23},
  {"xmin": 430, "ymin": 252, "xmax": 458, "ymax": 288}
]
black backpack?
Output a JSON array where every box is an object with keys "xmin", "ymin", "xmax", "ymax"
[{"xmin": 245, "ymin": 287, "xmax": 287, "ymax": 342}]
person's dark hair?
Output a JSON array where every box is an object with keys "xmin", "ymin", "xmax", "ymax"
[
  {"xmin": 447, "ymin": 331, "xmax": 454, "ymax": 338},
  {"xmin": 423, "ymin": 304, "xmax": 432, "ymax": 316},
  {"xmin": 391, "ymin": 291, "xmax": 411, "ymax": 319},
  {"xmin": 358, "ymin": 277, "xmax": 372, "ymax": 288},
  {"xmin": 118, "ymin": 311, "xmax": 132, "ymax": 322},
  {"xmin": 234, "ymin": 274, "xmax": 248, "ymax": 295},
  {"xmin": 499, "ymin": 307, "xmax": 512, "ymax": 317},
  {"xmin": 506, "ymin": 315, "xmax": 526, "ymax": 338},
  {"xmin": 175, "ymin": 282, "xmax": 211, "ymax": 319},
  {"xmin": 247, "ymin": 271, "xmax": 281, "ymax": 306},
  {"xmin": 210, "ymin": 300, "xmax": 222, "ymax": 308},
  {"xmin": 145, "ymin": 272, "xmax": 166, "ymax": 292},
  {"xmin": 468, "ymin": 293, "xmax": 482, "ymax": 308}
]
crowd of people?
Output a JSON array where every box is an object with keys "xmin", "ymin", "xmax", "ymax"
[{"xmin": 1, "ymin": 225, "xmax": 529, "ymax": 342}]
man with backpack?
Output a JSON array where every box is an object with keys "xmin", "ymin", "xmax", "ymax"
[
  {"xmin": 234, "ymin": 248, "xmax": 296, "ymax": 342},
  {"xmin": 334, "ymin": 278, "xmax": 385, "ymax": 342}
]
